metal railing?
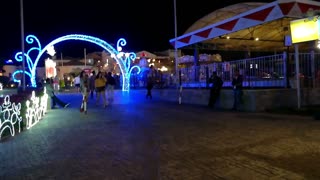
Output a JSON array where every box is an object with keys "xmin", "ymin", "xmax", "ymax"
[
  {"xmin": 126, "ymin": 52, "xmax": 320, "ymax": 89},
  {"xmin": 178, "ymin": 52, "xmax": 320, "ymax": 89}
]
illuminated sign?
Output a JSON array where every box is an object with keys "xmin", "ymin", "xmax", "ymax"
[
  {"xmin": 290, "ymin": 16, "xmax": 320, "ymax": 44},
  {"xmin": 45, "ymin": 58, "xmax": 57, "ymax": 78}
]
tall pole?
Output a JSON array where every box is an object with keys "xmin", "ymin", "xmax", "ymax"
[
  {"xmin": 60, "ymin": 52, "xmax": 63, "ymax": 78},
  {"xmin": 84, "ymin": 48, "xmax": 87, "ymax": 67},
  {"xmin": 20, "ymin": 0, "xmax": 25, "ymax": 91},
  {"xmin": 61, "ymin": 52, "xmax": 63, "ymax": 67},
  {"xmin": 174, "ymin": 0, "xmax": 179, "ymax": 87},
  {"xmin": 294, "ymin": 44, "xmax": 301, "ymax": 109}
]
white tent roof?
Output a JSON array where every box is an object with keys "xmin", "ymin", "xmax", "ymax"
[
  {"xmin": 170, "ymin": 0, "xmax": 320, "ymax": 52},
  {"xmin": 184, "ymin": 2, "xmax": 267, "ymax": 34}
]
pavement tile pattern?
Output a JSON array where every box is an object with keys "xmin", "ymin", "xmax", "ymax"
[{"xmin": 0, "ymin": 90, "xmax": 319, "ymax": 180}]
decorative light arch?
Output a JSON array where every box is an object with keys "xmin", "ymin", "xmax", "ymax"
[{"xmin": 13, "ymin": 34, "xmax": 141, "ymax": 91}]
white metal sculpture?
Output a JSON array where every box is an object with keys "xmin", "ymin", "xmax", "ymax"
[
  {"xmin": 0, "ymin": 95, "xmax": 22, "ymax": 140},
  {"xmin": 25, "ymin": 88, "xmax": 48, "ymax": 129}
]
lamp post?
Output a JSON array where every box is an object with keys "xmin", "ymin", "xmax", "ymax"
[
  {"xmin": 174, "ymin": 0, "xmax": 183, "ymax": 104},
  {"xmin": 61, "ymin": 52, "xmax": 63, "ymax": 67},
  {"xmin": 294, "ymin": 44, "xmax": 301, "ymax": 109},
  {"xmin": 84, "ymin": 48, "xmax": 87, "ymax": 67},
  {"xmin": 173, "ymin": 0, "xmax": 179, "ymax": 87},
  {"xmin": 20, "ymin": 0, "xmax": 26, "ymax": 91}
]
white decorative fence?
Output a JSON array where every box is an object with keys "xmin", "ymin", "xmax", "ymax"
[
  {"xmin": 0, "ymin": 95, "xmax": 22, "ymax": 140},
  {"xmin": 0, "ymin": 88, "xmax": 49, "ymax": 141},
  {"xmin": 25, "ymin": 89, "xmax": 48, "ymax": 129}
]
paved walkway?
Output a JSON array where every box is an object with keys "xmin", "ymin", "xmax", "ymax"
[{"xmin": 1, "ymin": 90, "xmax": 320, "ymax": 179}]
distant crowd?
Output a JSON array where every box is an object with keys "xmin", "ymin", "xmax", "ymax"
[{"xmin": 44, "ymin": 70, "xmax": 116, "ymax": 115}]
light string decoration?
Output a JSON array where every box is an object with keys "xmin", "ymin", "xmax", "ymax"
[
  {"xmin": 112, "ymin": 38, "xmax": 141, "ymax": 91},
  {"xmin": 25, "ymin": 88, "xmax": 48, "ymax": 129},
  {"xmin": 13, "ymin": 34, "xmax": 141, "ymax": 91},
  {"xmin": 0, "ymin": 95, "xmax": 22, "ymax": 140}
]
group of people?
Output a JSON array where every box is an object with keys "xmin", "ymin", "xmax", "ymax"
[
  {"xmin": 44, "ymin": 70, "xmax": 116, "ymax": 115},
  {"xmin": 208, "ymin": 69, "xmax": 243, "ymax": 110},
  {"xmin": 79, "ymin": 70, "xmax": 116, "ymax": 114},
  {"xmin": 45, "ymin": 67, "xmax": 243, "ymax": 113}
]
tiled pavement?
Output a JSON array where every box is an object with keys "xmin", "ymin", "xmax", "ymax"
[{"xmin": 1, "ymin": 90, "xmax": 320, "ymax": 180}]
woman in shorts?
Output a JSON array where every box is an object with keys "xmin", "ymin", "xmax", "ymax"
[
  {"xmin": 80, "ymin": 71, "xmax": 89, "ymax": 114},
  {"xmin": 94, "ymin": 71, "xmax": 107, "ymax": 108}
]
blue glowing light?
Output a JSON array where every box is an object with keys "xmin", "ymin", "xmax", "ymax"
[
  {"xmin": 12, "ymin": 70, "xmax": 32, "ymax": 83},
  {"xmin": 13, "ymin": 34, "xmax": 140, "ymax": 91},
  {"xmin": 5, "ymin": 59, "xmax": 13, "ymax": 64}
]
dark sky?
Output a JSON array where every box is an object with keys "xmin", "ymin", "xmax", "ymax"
[{"xmin": 0, "ymin": 0, "xmax": 274, "ymax": 60}]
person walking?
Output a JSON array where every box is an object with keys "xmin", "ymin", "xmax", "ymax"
[
  {"xmin": 95, "ymin": 71, "xmax": 107, "ymax": 108},
  {"xmin": 79, "ymin": 71, "xmax": 89, "ymax": 114},
  {"xmin": 208, "ymin": 72, "xmax": 223, "ymax": 108},
  {"xmin": 89, "ymin": 70, "xmax": 96, "ymax": 99},
  {"xmin": 74, "ymin": 75, "xmax": 81, "ymax": 92},
  {"xmin": 232, "ymin": 69, "xmax": 243, "ymax": 110},
  {"xmin": 45, "ymin": 78, "xmax": 70, "ymax": 109},
  {"xmin": 106, "ymin": 72, "xmax": 116, "ymax": 104},
  {"xmin": 146, "ymin": 65, "xmax": 155, "ymax": 99}
]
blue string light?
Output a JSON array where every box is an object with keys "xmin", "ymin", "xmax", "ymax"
[{"xmin": 13, "ymin": 34, "xmax": 141, "ymax": 91}]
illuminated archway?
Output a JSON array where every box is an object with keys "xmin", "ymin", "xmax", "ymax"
[{"xmin": 13, "ymin": 34, "xmax": 141, "ymax": 91}]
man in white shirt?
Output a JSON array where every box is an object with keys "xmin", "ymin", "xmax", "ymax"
[{"xmin": 74, "ymin": 75, "xmax": 80, "ymax": 92}]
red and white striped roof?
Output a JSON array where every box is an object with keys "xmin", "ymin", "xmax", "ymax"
[{"xmin": 170, "ymin": 0, "xmax": 320, "ymax": 49}]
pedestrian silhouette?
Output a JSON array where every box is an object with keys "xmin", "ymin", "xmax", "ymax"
[{"xmin": 208, "ymin": 72, "xmax": 223, "ymax": 108}]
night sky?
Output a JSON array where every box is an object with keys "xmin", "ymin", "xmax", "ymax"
[{"xmin": 0, "ymin": 0, "xmax": 274, "ymax": 60}]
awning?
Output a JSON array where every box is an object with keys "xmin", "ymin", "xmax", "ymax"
[{"xmin": 169, "ymin": 0, "xmax": 320, "ymax": 52}]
